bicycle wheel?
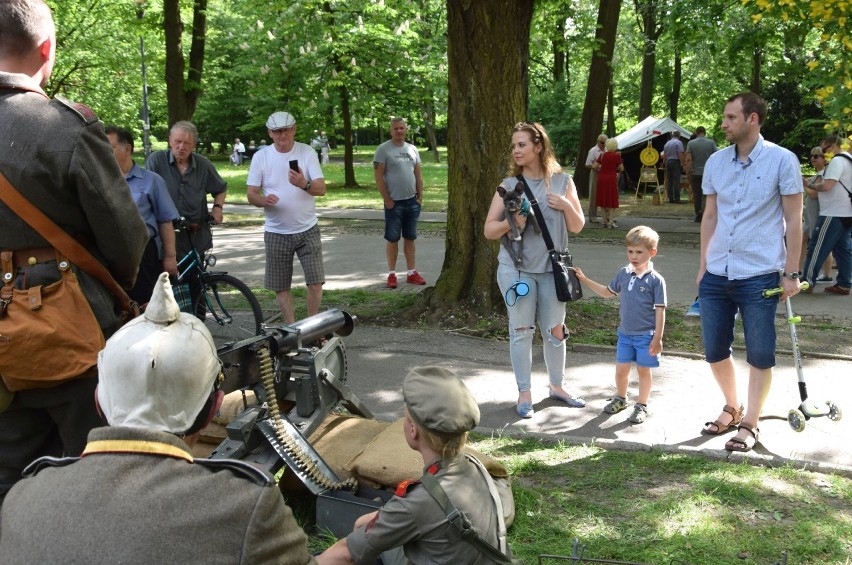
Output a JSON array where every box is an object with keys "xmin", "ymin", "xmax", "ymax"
[{"xmin": 197, "ymin": 273, "xmax": 263, "ymax": 346}]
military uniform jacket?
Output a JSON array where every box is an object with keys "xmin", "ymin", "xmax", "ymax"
[
  {"xmin": 0, "ymin": 426, "xmax": 317, "ymax": 565},
  {"xmin": 346, "ymin": 455, "xmax": 500, "ymax": 564},
  {"xmin": 0, "ymin": 72, "xmax": 148, "ymax": 334}
]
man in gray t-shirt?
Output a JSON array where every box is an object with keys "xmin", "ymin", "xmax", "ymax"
[
  {"xmin": 374, "ymin": 117, "xmax": 425, "ymax": 288},
  {"xmin": 685, "ymin": 126, "xmax": 718, "ymax": 223}
]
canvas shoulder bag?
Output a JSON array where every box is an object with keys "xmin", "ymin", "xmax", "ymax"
[
  {"xmin": 516, "ymin": 175, "xmax": 582, "ymax": 302},
  {"xmin": 0, "ymin": 172, "xmax": 136, "ymax": 391}
]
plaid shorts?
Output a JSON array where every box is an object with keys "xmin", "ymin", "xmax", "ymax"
[{"xmin": 264, "ymin": 225, "xmax": 325, "ymax": 291}]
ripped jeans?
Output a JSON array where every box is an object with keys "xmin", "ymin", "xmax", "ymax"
[{"xmin": 497, "ymin": 263, "xmax": 567, "ymax": 392}]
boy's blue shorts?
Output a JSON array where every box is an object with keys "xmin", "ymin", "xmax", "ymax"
[{"xmin": 615, "ymin": 330, "xmax": 660, "ymax": 368}]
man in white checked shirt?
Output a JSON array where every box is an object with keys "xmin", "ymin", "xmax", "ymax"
[{"xmin": 696, "ymin": 92, "xmax": 803, "ymax": 453}]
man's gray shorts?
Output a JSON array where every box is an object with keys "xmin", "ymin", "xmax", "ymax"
[{"xmin": 264, "ymin": 225, "xmax": 325, "ymax": 291}]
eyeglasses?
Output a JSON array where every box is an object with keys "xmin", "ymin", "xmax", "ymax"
[
  {"xmin": 810, "ymin": 154, "xmax": 823, "ymax": 159},
  {"xmin": 270, "ymin": 127, "xmax": 295, "ymax": 134},
  {"xmin": 504, "ymin": 280, "xmax": 530, "ymax": 307},
  {"xmin": 598, "ymin": 140, "xmax": 606, "ymax": 145},
  {"xmin": 820, "ymin": 145, "xmax": 832, "ymax": 153}
]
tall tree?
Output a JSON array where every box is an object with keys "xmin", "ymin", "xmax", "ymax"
[
  {"xmin": 163, "ymin": 0, "xmax": 209, "ymax": 125},
  {"xmin": 573, "ymin": 0, "xmax": 622, "ymax": 199},
  {"xmin": 634, "ymin": 0, "xmax": 665, "ymax": 121},
  {"xmin": 423, "ymin": 0, "xmax": 534, "ymax": 317}
]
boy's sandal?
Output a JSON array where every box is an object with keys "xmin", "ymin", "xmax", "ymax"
[
  {"xmin": 701, "ymin": 404, "xmax": 744, "ymax": 435},
  {"xmin": 725, "ymin": 424, "xmax": 759, "ymax": 452}
]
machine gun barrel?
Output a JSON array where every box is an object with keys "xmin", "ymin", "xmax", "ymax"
[{"xmin": 270, "ymin": 308, "xmax": 355, "ymax": 352}]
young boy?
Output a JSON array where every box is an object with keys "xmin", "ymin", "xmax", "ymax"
[{"xmin": 574, "ymin": 225, "xmax": 667, "ymax": 424}]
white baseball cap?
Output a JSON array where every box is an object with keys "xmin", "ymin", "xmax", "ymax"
[
  {"xmin": 97, "ymin": 273, "xmax": 221, "ymax": 433},
  {"xmin": 266, "ymin": 111, "xmax": 296, "ymax": 129}
]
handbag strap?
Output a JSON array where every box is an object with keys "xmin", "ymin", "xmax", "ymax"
[
  {"xmin": 516, "ymin": 174, "xmax": 556, "ymax": 252},
  {"xmin": 0, "ymin": 171, "xmax": 133, "ymax": 312}
]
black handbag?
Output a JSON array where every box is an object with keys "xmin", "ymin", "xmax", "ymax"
[{"xmin": 516, "ymin": 175, "xmax": 582, "ymax": 302}]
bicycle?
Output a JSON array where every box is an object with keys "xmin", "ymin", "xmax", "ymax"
[{"xmin": 175, "ymin": 217, "xmax": 263, "ymax": 347}]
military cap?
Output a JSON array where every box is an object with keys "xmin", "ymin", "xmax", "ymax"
[{"xmin": 403, "ymin": 367, "xmax": 480, "ymax": 435}]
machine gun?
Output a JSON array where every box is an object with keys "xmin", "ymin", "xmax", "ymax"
[{"xmin": 208, "ymin": 309, "xmax": 387, "ymax": 534}]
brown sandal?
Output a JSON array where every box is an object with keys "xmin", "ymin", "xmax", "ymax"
[
  {"xmin": 701, "ymin": 404, "xmax": 744, "ymax": 436},
  {"xmin": 725, "ymin": 424, "xmax": 759, "ymax": 452}
]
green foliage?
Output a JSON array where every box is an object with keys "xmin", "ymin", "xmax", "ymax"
[
  {"xmin": 528, "ymin": 81, "xmax": 583, "ymax": 165},
  {"xmin": 45, "ymin": 0, "xmax": 840, "ymax": 173}
]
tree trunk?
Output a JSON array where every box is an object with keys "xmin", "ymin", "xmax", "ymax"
[
  {"xmin": 337, "ymin": 69, "xmax": 357, "ymax": 187},
  {"xmin": 341, "ymin": 90, "xmax": 355, "ymax": 186},
  {"xmin": 427, "ymin": 0, "xmax": 534, "ymax": 315},
  {"xmin": 635, "ymin": 0, "xmax": 662, "ymax": 122},
  {"xmin": 669, "ymin": 50, "xmax": 681, "ymax": 121},
  {"xmin": 422, "ymin": 99, "xmax": 441, "ymax": 163},
  {"xmin": 751, "ymin": 45, "xmax": 762, "ymax": 95},
  {"xmin": 573, "ymin": 0, "xmax": 622, "ymax": 199},
  {"xmin": 606, "ymin": 73, "xmax": 615, "ymax": 138},
  {"xmin": 163, "ymin": 0, "xmax": 207, "ymax": 125},
  {"xmin": 553, "ymin": 21, "xmax": 565, "ymax": 82}
]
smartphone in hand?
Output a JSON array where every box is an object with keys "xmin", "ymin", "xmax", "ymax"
[{"xmin": 289, "ymin": 160, "xmax": 299, "ymax": 172}]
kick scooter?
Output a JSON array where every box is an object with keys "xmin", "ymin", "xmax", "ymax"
[{"xmin": 762, "ymin": 283, "xmax": 842, "ymax": 432}]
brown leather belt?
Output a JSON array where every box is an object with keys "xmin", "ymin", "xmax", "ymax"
[{"xmin": 10, "ymin": 247, "xmax": 57, "ymax": 268}]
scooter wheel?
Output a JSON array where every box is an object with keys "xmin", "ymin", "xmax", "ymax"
[
  {"xmin": 827, "ymin": 402, "xmax": 842, "ymax": 422},
  {"xmin": 787, "ymin": 409, "xmax": 806, "ymax": 432}
]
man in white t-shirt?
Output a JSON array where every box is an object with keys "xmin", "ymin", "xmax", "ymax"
[
  {"xmin": 802, "ymin": 134, "xmax": 852, "ymax": 295},
  {"xmin": 247, "ymin": 111, "xmax": 327, "ymax": 323}
]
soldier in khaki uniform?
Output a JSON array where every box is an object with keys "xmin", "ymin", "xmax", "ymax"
[
  {"xmin": 318, "ymin": 367, "xmax": 503, "ymax": 565},
  {"xmin": 0, "ymin": 275, "xmax": 317, "ymax": 564},
  {"xmin": 0, "ymin": 0, "xmax": 148, "ymax": 507}
]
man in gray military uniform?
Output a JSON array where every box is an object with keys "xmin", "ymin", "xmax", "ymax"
[
  {"xmin": 0, "ymin": 274, "xmax": 317, "ymax": 563},
  {"xmin": 0, "ymin": 0, "xmax": 148, "ymax": 508},
  {"xmin": 318, "ymin": 367, "xmax": 504, "ymax": 565}
]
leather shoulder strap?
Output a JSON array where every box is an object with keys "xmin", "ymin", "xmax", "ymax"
[
  {"xmin": 420, "ymin": 471, "xmax": 516, "ymax": 564},
  {"xmin": 0, "ymin": 171, "xmax": 132, "ymax": 311},
  {"xmin": 516, "ymin": 174, "xmax": 556, "ymax": 252}
]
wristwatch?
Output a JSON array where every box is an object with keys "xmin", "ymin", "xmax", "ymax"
[
  {"xmin": 303, "ymin": 180, "xmax": 312, "ymax": 192},
  {"xmin": 782, "ymin": 272, "xmax": 801, "ymax": 280},
  {"xmin": 212, "ymin": 203, "xmax": 223, "ymax": 210}
]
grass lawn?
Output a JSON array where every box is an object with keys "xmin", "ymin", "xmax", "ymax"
[
  {"xmin": 299, "ymin": 436, "xmax": 852, "ymax": 563},
  {"xmin": 475, "ymin": 437, "xmax": 852, "ymax": 564}
]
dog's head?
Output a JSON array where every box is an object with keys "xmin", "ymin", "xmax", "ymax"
[{"xmin": 496, "ymin": 183, "xmax": 524, "ymax": 213}]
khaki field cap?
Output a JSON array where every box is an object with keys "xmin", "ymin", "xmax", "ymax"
[
  {"xmin": 403, "ymin": 367, "xmax": 480, "ymax": 435},
  {"xmin": 266, "ymin": 111, "xmax": 296, "ymax": 129},
  {"xmin": 96, "ymin": 273, "xmax": 221, "ymax": 433}
]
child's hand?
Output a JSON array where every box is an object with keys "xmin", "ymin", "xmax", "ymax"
[
  {"xmin": 649, "ymin": 337, "xmax": 663, "ymax": 356},
  {"xmin": 573, "ymin": 266, "xmax": 587, "ymax": 281}
]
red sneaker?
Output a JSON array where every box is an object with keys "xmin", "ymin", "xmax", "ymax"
[
  {"xmin": 406, "ymin": 271, "xmax": 426, "ymax": 285},
  {"xmin": 386, "ymin": 273, "xmax": 397, "ymax": 289},
  {"xmin": 824, "ymin": 284, "xmax": 850, "ymax": 296}
]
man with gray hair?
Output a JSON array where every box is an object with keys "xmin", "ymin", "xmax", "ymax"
[
  {"xmin": 146, "ymin": 121, "xmax": 227, "ymax": 258},
  {"xmin": 0, "ymin": 274, "xmax": 317, "ymax": 564},
  {"xmin": 146, "ymin": 121, "xmax": 227, "ymax": 309},
  {"xmin": 0, "ymin": 0, "xmax": 147, "ymax": 508}
]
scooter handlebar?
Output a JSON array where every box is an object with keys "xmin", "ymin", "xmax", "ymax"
[{"xmin": 762, "ymin": 281, "xmax": 810, "ymax": 298}]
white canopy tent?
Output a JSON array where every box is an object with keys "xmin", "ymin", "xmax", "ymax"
[{"xmin": 613, "ymin": 116, "xmax": 693, "ymax": 153}]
